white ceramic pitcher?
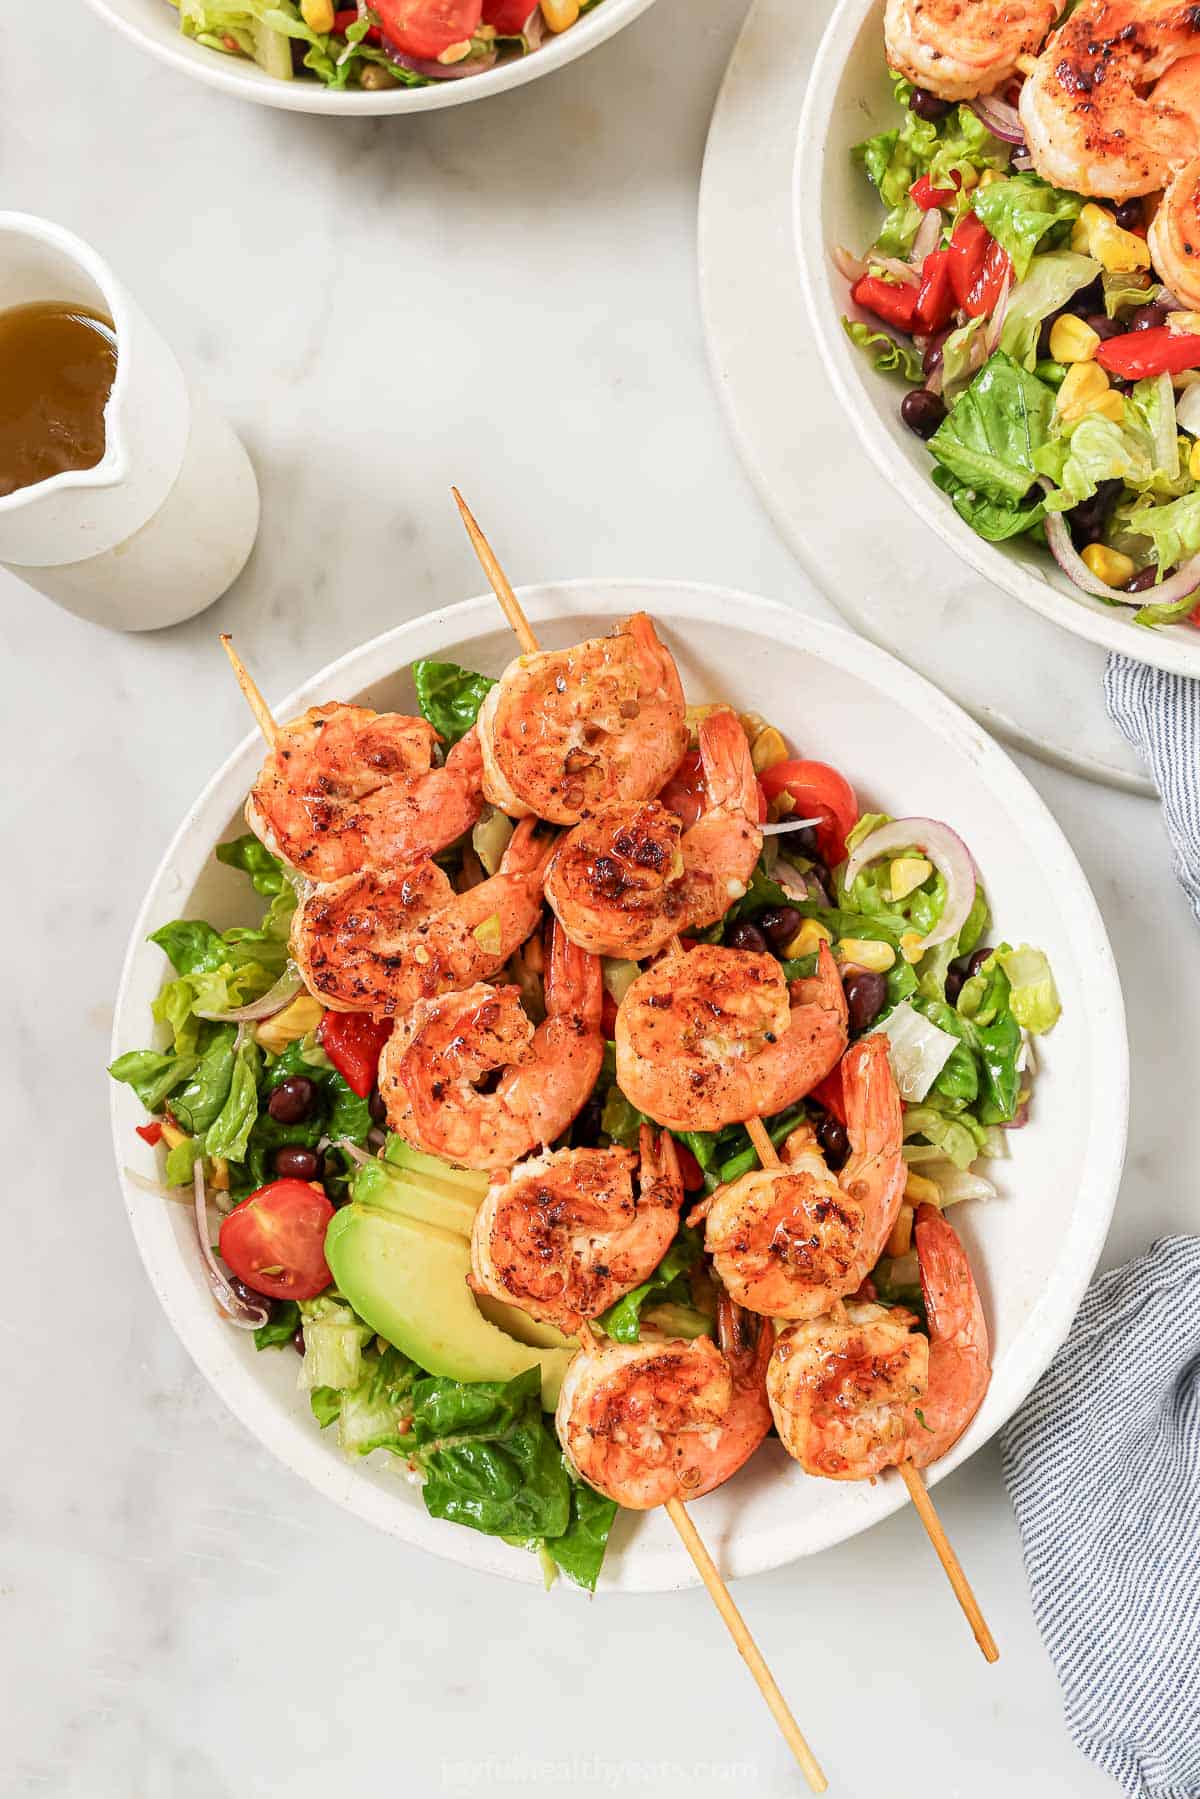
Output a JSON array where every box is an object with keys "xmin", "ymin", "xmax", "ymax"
[{"xmin": 0, "ymin": 212, "xmax": 259, "ymax": 631}]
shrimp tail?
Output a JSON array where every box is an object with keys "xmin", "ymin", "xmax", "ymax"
[
  {"xmin": 499, "ymin": 815, "xmax": 557, "ymax": 882},
  {"xmin": 908, "ymin": 1202, "xmax": 991, "ymax": 1469},
  {"xmin": 637, "ymin": 1125, "xmax": 685, "ymax": 1219},
  {"xmin": 545, "ymin": 918, "xmax": 603, "ymax": 1028},
  {"xmin": 790, "ymin": 940, "xmax": 849, "ymax": 1034},
  {"xmin": 697, "ymin": 708, "xmax": 758, "ymax": 820},
  {"xmin": 841, "ymin": 1033, "xmax": 905, "ymax": 1265}
]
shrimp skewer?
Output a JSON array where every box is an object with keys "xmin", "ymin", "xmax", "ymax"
[
  {"xmin": 221, "ymin": 635, "xmax": 483, "ymax": 881},
  {"xmin": 456, "ymin": 492, "xmax": 826, "ymax": 1792},
  {"xmin": 767, "ymin": 1204, "xmax": 998, "ymax": 1661},
  {"xmin": 884, "ymin": 0, "xmax": 1057, "ymax": 103}
]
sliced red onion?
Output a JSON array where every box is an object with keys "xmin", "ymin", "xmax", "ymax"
[
  {"xmin": 124, "ymin": 1166, "xmax": 192, "ymax": 1202},
  {"xmin": 1044, "ymin": 506, "xmax": 1200, "ymax": 610},
  {"xmin": 911, "ymin": 208, "xmax": 941, "ymax": 266},
  {"xmin": 968, "ymin": 92, "xmax": 1025, "ymax": 144},
  {"xmin": 196, "ymin": 963, "xmax": 303, "ymax": 1024},
  {"xmin": 775, "ymin": 857, "xmax": 832, "ymax": 908},
  {"xmin": 522, "ymin": 5, "xmax": 545, "ymax": 48},
  {"xmin": 1177, "ymin": 384, "xmax": 1200, "ymax": 434},
  {"xmin": 193, "ymin": 1161, "xmax": 269, "ymax": 1330},
  {"xmin": 760, "ymin": 814, "xmax": 824, "ymax": 837},
  {"xmin": 870, "ymin": 256, "xmax": 922, "ymax": 288},
  {"xmin": 924, "ymin": 1161, "xmax": 999, "ymax": 1203},
  {"xmin": 843, "ymin": 817, "xmax": 977, "ymax": 950},
  {"xmin": 336, "ymin": 1138, "xmax": 374, "ymax": 1165},
  {"xmin": 833, "ymin": 244, "xmax": 868, "ymax": 283},
  {"xmin": 1010, "ymin": 148, "xmax": 1034, "ymax": 172},
  {"xmin": 380, "ymin": 34, "xmax": 498, "ymax": 77},
  {"xmin": 1002, "ymin": 1100, "xmax": 1031, "ymax": 1130},
  {"xmin": 985, "ymin": 269, "xmax": 1012, "ymax": 354}
]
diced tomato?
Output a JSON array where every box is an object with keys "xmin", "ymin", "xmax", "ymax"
[
  {"xmin": 947, "ymin": 213, "xmax": 1011, "ymax": 319},
  {"xmin": 808, "ymin": 1065, "xmax": 847, "ymax": 1126},
  {"xmin": 755, "ymin": 780, "xmax": 768, "ymax": 824},
  {"xmin": 372, "ymin": 0, "xmax": 481, "ymax": 56},
  {"xmin": 851, "ymin": 273, "xmax": 919, "ymax": 334},
  {"xmin": 333, "ymin": 6, "xmax": 381, "ymax": 35},
  {"xmin": 482, "ymin": 0, "xmax": 531, "ymax": 28},
  {"xmin": 674, "ymin": 1142, "xmax": 705, "ymax": 1192},
  {"xmin": 909, "ymin": 173, "xmax": 958, "ymax": 211},
  {"xmin": 317, "ymin": 1010, "xmax": 394, "ymax": 1097},
  {"xmin": 219, "ymin": 1180, "xmax": 334, "ymax": 1303},
  {"xmin": 657, "ymin": 749, "xmax": 706, "ymax": 828},
  {"xmin": 1097, "ymin": 326, "xmax": 1200, "ymax": 381},
  {"xmin": 914, "ymin": 247, "xmax": 955, "ymax": 334},
  {"xmin": 601, "ymin": 989, "xmax": 619, "ymax": 1039},
  {"xmin": 758, "ymin": 759, "xmax": 859, "ymax": 866},
  {"xmin": 136, "ymin": 1120, "xmax": 164, "ymax": 1147}
]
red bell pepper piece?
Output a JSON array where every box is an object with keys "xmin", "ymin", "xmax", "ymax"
[
  {"xmin": 674, "ymin": 1143, "xmax": 705, "ymax": 1192},
  {"xmin": 600, "ymin": 989, "xmax": 619, "ymax": 1039},
  {"xmin": 136, "ymin": 1120, "xmax": 164, "ymax": 1146},
  {"xmin": 317, "ymin": 1011, "xmax": 394, "ymax": 1098},
  {"xmin": 909, "ymin": 172, "xmax": 958, "ymax": 211},
  {"xmin": 1097, "ymin": 326, "xmax": 1200, "ymax": 381},
  {"xmin": 915, "ymin": 247, "xmax": 955, "ymax": 334},
  {"xmin": 333, "ymin": 7, "xmax": 381, "ymax": 39},
  {"xmin": 947, "ymin": 214, "xmax": 1012, "ymax": 319},
  {"xmin": 850, "ymin": 273, "xmax": 919, "ymax": 334},
  {"xmin": 808, "ymin": 1066, "xmax": 847, "ymax": 1126}
]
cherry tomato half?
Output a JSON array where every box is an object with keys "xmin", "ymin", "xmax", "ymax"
[
  {"xmin": 373, "ymin": 0, "xmax": 482, "ymax": 57},
  {"xmin": 482, "ymin": 0, "xmax": 531, "ymax": 29},
  {"xmin": 219, "ymin": 1179, "xmax": 334, "ymax": 1302},
  {"xmin": 758, "ymin": 759, "xmax": 859, "ymax": 865},
  {"xmin": 318, "ymin": 1009, "xmax": 394, "ymax": 1098}
]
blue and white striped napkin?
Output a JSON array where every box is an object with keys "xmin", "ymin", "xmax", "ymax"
[
  {"xmin": 1105, "ymin": 654, "xmax": 1200, "ymax": 923},
  {"xmin": 1001, "ymin": 1237, "xmax": 1200, "ymax": 1798}
]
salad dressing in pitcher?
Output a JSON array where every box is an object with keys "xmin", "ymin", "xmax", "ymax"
[{"xmin": 0, "ymin": 300, "xmax": 117, "ymax": 497}]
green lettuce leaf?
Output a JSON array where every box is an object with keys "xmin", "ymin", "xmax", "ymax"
[
  {"xmin": 853, "ymin": 88, "xmax": 1008, "ymax": 257},
  {"xmin": 929, "ymin": 352, "xmax": 1056, "ymax": 505},
  {"xmin": 972, "ymin": 175, "xmax": 1084, "ymax": 280},
  {"xmin": 411, "ymin": 1367, "xmax": 571, "ymax": 1542},
  {"xmin": 939, "ymin": 316, "xmax": 989, "ymax": 405},
  {"xmin": 931, "ymin": 465, "xmax": 1046, "ymax": 540},
  {"xmin": 216, "ymin": 834, "xmax": 288, "ymax": 895},
  {"xmin": 168, "ymin": 1026, "xmax": 237, "ymax": 1136},
  {"xmin": 204, "ymin": 1036, "xmax": 262, "ymax": 1163},
  {"xmin": 998, "ymin": 252, "xmax": 1100, "ymax": 370},
  {"xmin": 108, "ymin": 1046, "xmax": 202, "ymax": 1112},
  {"xmin": 254, "ymin": 1301, "xmax": 300, "ymax": 1351},
  {"xmin": 412, "ymin": 659, "xmax": 495, "ymax": 747},
  {"xmin": 842, "ymin": 317, "xmax": 924, "ymax": 383},
  {"xmin": 598, "ymin": 1227, "xmax": 706, "ymax": 1343},
  {"xmin": 544, "ymin": 1481, "xmax": 619, "ymax": 1593},
  {"xmin": 996, "ymin": 943, "xmax": 1061, "ymax": 1033},
  {"xmin": 1102, "ymin": 271, "xmax": 1161, "ymax": 318},
  {"xmin": 1120, "ymin": 487, "xmax": 1200, "ymax": 573}
]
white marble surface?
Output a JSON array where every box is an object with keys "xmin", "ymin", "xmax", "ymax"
[{"xmin": 4, "ymin": 3, "xmax": 1197, "ymax": 1794}]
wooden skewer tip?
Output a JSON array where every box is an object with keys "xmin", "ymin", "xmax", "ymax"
[
  {"xmin": 220, "ymin": 633, "xmax": 279, "ymax": 752},
  {"xmin": 450, "ymin": 488, "xmax": 540, "ymax": 656},
  {"xmin": 899, "ymin": 1461, "xmax": 999, "ymax": 1663}
]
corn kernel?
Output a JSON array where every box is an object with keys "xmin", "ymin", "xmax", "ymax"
[
  {"xmin": 750, "ymin": 725, "xmax": 789, "ymax": 775},
  {"xmin": 437, "ymin": 37, "xmax": 473, "ymax": 62},
  {"xmin": 1048, "ymin": 313, "xmax": 1100, "ymax": 364},
  {"xmin": 254, "ymin": 993, "xmax": 325, "ymax": 1055},
  {"xmin": 686, "ymin": 703, "xmax": 723, "ymax": 743},
  {"xmin": 161, "ymin": 1119, "xmax": 189, "ymax": 1151},
  {"xmin": 835, "ymin": 937, "xmax": 896, "ymax": 973},
  {"xmin": 541, "ymin": 0, "xmax": 579, "ymax": 28},
  {"xmin": 885, "ymin": 1203, "xmax": 914, "ymax": 1258},
  {"xmin": 1088, "ymin": 389, "xmax": 1126, "ymax": 424},
  {"xmin": 210, "ymin": 1156, "xmax": 230, "ymax": 1192},
  {"xmin": 300, "ymin": 0, "xmax": 334, "ymax": 28},
  {"xmin": 1070, "ymin": 203, "xmax": 1151, "ymax": 274},
  {"xmin": 899, "ymin": 930, "xmax": 926, "ymax": 964},
  {"xmin": 783, "ymin": 919, "xmax": 832, "ymax": 959},
  {"xmin": 977, "ymin": 168, "xmax": 1005, "ymax": 188},
  {"xmin": 1081, "ymin": 543, "xmax": 1136, "ymax": 587},
  {"xmin": 1168, "ymin": 311, "xmax": 1200, "ymax": 336},
  {"xmin": 1190, "ymin": 438, "xmax": 1200, "ymax": 481},
  {"xmin": 904, "ymin": 1171, "xmax": 943, "ymax": 1207},
  {"xmin": 1056, "ymin": 359, "xmax": 1110, "ymax": 422},
  {"xmin": 956, "ymin": 165, "xmax": 979, "ymax": 191},
  {"xmin": 889, "ymin": 855, "xmax": 932, "ymax": 900}
]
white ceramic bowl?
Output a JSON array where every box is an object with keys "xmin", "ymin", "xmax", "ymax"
[
  {"xmin": 84, "ymin": 0, "xmax": 657, "ymax": 114},
  {"xmin": 110, "ymin": 580, "xmax": 1127, "ymax": 1590},
  {"xmin": 796, "ymin": 0, "xmax": 1200, "ymax": 679}
]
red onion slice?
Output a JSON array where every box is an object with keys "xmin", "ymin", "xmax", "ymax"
[
  {"xmin": 985, "ymin": 269, "xmax": 1012, "ymax": 354},
  {"xmin": 522, "ymin": 5, "xmax": 545, "ymax": 48},
  {"xmin": 1044, "ymin": 506, "xmax": 1200, "ymax": 611},
  {"xmin": 843, "ymin": 817, "xmax": 977, "ymax": 950},
  {"xmin": 380, "ymin": 35, "xmax": 499, "ymax": 77},
  {"xmin": 193, "ymin": 1161, "xmax": 269, "ymax": 1329},
  {"xmin": 968, "ymin": 92, "xmax": 1025, "ymax": 144},
  {"xmin": 869, "ymin": 255, "xmax": 922, "ymax": 288},
  {"xmin": 196, "ymin": 964, "xmax": 303, "ymax": 1024},
  {"xmin": 833, "ymin": 245, "xmax": 868, "ymax": 283},
  {"xmin": 911, "ymin": 208, "xmax": 942, "ymax": 267},
  {"xmin": 760, "ymin": 814, "xmax": 824, "ymax": 837},
  {"xmin": 124, "ymin": 1166, "xmax": 192, "ymax": 1202}
]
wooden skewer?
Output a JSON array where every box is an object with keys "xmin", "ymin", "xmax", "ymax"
[
  {"xmin": 220, "ymin": 633, "xmax": 280, "ymax": 751},
  {"xmin": 898, "ymin": 1461, "xmax": 999, "ymax": 1663},
  {"xmin": 452, "ymin": 487, "xmax": 541, "ymax": 657},
  {"xmin": 665, "ymin": 1496, "xmax": 827, "ymax": 1793}
]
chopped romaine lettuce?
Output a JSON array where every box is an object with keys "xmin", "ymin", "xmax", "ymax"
[
  {"xmin": 877, "ymin": 1001, "xmax": 959, "ymax": 1101},
  {"xmin": 412, "ymin": 659, "xmax": 496, "ymax": 747},
  {"xmin": 843, "ymin": 317, "xmax": 925, "ymax": 383},
  {"xmin": 929, "ymin": 352, "xmax": 1055, "ymax": 505},
  {"xmin": 971, "ymin": 175, "xmax": 1084, "ymax": 280},
  {"xmin": 998, "ymin": 252, "xmax": 1099, "ymax": 370},
  {"xmin": 996, "ymin": 944, "xmax": 1061, "ymax": 1033}
]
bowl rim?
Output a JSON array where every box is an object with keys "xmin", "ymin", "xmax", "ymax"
[
  {"xmin": 110, "ymin": 577, "xmax": 1128, "ymax": 1590},
  {"xmin": 793, "ymin": 0, "xmax": 1200, "ymax": 680},
  {"xmin": 82, "ymin": 0, "xmax": 659, "ymax": 115}
]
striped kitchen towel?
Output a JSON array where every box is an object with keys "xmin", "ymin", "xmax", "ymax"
[
  {"xmin": 1105, "ymin": 655, "xmax": 1200, "ymax": 923},
  {"xmin": 1001, "ymin": 1236, "xmax": 1200, "ymax": 1798}
]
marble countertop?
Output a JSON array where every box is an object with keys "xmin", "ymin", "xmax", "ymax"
[{"xmin": 6, "ymin": 3, "xmax": 1197, "ymax": 1794}]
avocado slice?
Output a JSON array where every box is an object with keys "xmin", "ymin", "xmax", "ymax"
[
  {"xmin": 325, "ymin": 1204, "xmax": 575, "ymax": 1408},
  {"xmin": 353, "ymin": 1155, "xmax": 482, "ymax": 1240}
]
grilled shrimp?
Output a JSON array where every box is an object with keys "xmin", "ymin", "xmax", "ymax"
[
  {"xmin": 1150, "ymin": 153, "xmax": 1200, "ymax": 308},
  {"xmin": 378, "ymin": 920, "xmax": 605, "ymax": 1172},
  {"xmin": 1019, "ymin": 1, "xmax": 1200, "ymax": 199},
  {"xmin": 543, "ymin": 708, "xmax": 763, "ymax": 960},
  {"xmin": 884, "ymin": 0, "xmax": 1056, "ymax": 103},
  {"xmin": 290, "ymin": 817, "xmax": 553, "ymax": 1015},
  {"xmin": 245, "ymin": 704, "xmax": 484, "ymax": 881},
  {"xmin": 698, "ymin": 1034, "xmax": 904, "ymax": 1319},
  {"xmin": 615, "ymin": 942, "xmax": 849, "ymax": 1133},
  {"xmin": 766, "ymin": 1204, "xmax": 991, "ymax": 1479},
  {"xmin": 555, "ymin": 1298, "xmax": 772, "ymax": 1509},
  {"xmin": 477, "ymin": 613, "xmax": 689, "ymax": 825},
  {"xmin": 468, "ymin": 1126, "xmax": 684, "ymax": 1334}
]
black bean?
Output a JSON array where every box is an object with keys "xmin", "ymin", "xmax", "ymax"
[
  {"xmin": 1083, "ymin": 312, "xmax": 1121, "ymax": 342},
  {"xmin": 1072, "ymin": 279, "xmax": 1104, "ymax": 316},
  {"xmin": 967, "ymin": 947, "xmax": 993, "ymax": 978},
  {"xmin": 789, "ymin": 825, "xmax": 819, "ymax": 858},
  {"xmin": 901, "ymin": 387, "xmax": 946, "ymax": 440},
  {"xmin": 843, "ymin": 969, "xmax": 887, "ymax": 1036},
  {"xmin": 292, "ymin": 1326, "xmax": 306, "ymax": 1355},
  {"xmin": 1114, "ymin": 199, "xmax": 1143, "ymax": 233},
  {"xmin": 368, "ymin": 1087, "xmax": 388, "ymax": 1126},
  {"xmin": 1067, "ymin": 477, "xmax": 1123, "ymax": 548},
  {"xmin": 944, "ymin": 963, "xmax": 965, "ymax": 1005},
  {"xmin": 727, "ymin": 920, "xmax": 769, "ymax": 954},
  {"xmin": 756, "ymin": 906, "xmax": 802, "ymax": 952},
  {"xmin": 922, "ymin": 330, "xmax": 949, "ymax": 379},
  {"xmin": 815, "ymin": 1112, "xmax": 850, "ymax": 1173},
  {"xmin": 573, "ymin": 1094, "xmax": 604, "ymax": 1148},
  {"xmin": 268, "ymin": 1075, "xmax": 316, "ymax": 1125},
  {"xmin": 1130, "ymin": 303, "xmax": 1168, "ymax": 333},
  {"xmin": 1124, "ymin": 566, "xmax": 1162, "ymax": 594},
  {"xmin": 229, "ymin": 1275, "xmax": 270, "ymax": 1306},
  {"xmin": 909, "ymin": 87, "xmax": 950, "ymax": 120},
  {"xmin": 274, "ymin": 1146, "xmax": 323, "ymax": 1181}
]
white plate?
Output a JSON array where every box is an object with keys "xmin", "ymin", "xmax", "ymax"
[
  {"xmin": 698, "ymin": 0, "xmax": 1151, "ymax": 794},
  {"xmin": 110, "ymin": 580, "xmax": 1127, "ymax": 1591},
  {"xmin": 797, "ymin": 0, "xmax": 1200, "ymax": 681},
  {"xmin": 83, "ymin": 0, "xmax": 657, "ymax": 114}
]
